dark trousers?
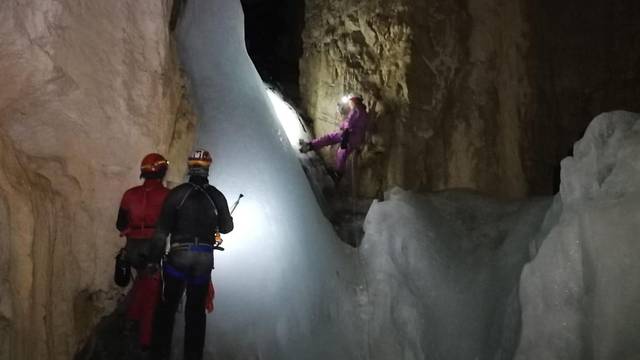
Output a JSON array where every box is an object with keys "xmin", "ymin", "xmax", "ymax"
[{"xmin": 151, "ymin": 271, "xmax": 210, "ymax": 360}]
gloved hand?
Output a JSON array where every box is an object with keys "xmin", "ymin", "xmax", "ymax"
[{"xmin": 340, "ymin": 130, "xmax": 350, "ymax": 149}]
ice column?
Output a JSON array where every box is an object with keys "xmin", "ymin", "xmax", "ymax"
[{"xmin": 176, "ymin": 0, "xmax": 361, "ymax": 358}]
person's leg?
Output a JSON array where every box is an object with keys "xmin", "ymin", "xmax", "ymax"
[
  {"xmin": 126, "ymin": 273, "xmax": 142, "ymax": 321},
  {"xmin": 310, "ymin": 131, "xmax": 342, "ymax": 150},
  {"xmin": 125, "ymin": 239, "xmax": 147, "ymax": 321},
  {"xmin": 137, "ymin": 269, "xmax": 161, "ymax": 348},
  {"xmin": 183, "ymin": 279, "xmax": 210, "ymax": 360},
  {"xmin": 151, "ymin": 273, "xmax": 184, "ymax": 359},
  {"xmin": 335, "ymin": 147, "xmax": 353, "ymax": 174}
]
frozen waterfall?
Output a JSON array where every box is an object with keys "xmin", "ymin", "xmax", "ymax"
[{"xmin": 176, "ymin": 1, "xmax": 361, "ymax": 358}]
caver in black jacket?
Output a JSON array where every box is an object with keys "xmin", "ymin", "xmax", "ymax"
[{"xmin": 150, "ymin": 175, "xmax": 233, "ymax": 260}]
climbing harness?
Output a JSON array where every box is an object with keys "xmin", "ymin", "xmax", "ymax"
[{"xmin": 160, "ymin": 191, "xmax": 244, "ymax": 299}]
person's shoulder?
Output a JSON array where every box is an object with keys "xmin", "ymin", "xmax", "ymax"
[
  {"xmin": 163, "ymin": 182, "xmax": 190, "ymax": 197},
  {"xmin": 204, "ymin": 184, "xmax": 226, "ymax": 197},
  {"xmin": 170, "ymin": 182, "xmax": 193, "ymax": 193},
  {"xmin": 123, "ymin": 184, "xmax": 144, "ymax": 196}
]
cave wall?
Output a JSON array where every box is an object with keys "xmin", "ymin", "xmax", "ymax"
[
  {"xmin": 300, "ymin": 0, "xmax": 536, "ymax": 198},
  {"xmin": 0, "ymin": 1, "xmax": 195, "ymax": 359},
  {"xmin": 300, "ymin": 0, "xmax": 413, "ymax": 196},
  {"xmin": 299, "ymin": 0, "xmax": 640, "ymax": 198}
]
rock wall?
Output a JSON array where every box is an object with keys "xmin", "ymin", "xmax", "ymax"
[
  {"xmin": 299, "ymin": 0, "xmax": 640, "ymax": 198},
  {"xmin": 300, "ymin": 0, "xmax": 412, "ymax": 197},
  {"xmin": 300, "ymin": 0, "xmax": 536, "ymax": 198},
  {"xmin": 0, "ymin": 1, "xmax": 195, "ymax": 359}
]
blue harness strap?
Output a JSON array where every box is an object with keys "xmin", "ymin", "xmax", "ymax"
[
  {"xmin": 163, "ymin": 263, "xmax": 210, "ymax": 285},
  {"xmin": 190, "ymin": 244, "xmax": 214, "ymax": 253},
  {"xmin": 163, "ymin": 243, "xmax": 213, "ymax": 285}
]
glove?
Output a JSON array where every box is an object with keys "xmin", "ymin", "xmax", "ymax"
[{"xmin": 340, "ymin": 130, "xmax": 350, "ymax": 149}]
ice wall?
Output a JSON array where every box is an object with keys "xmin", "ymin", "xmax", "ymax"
[
  {"xmin": 176, "ymin": 1, "xmax": 361, "ymax": 358},
  {"xmin": 361, "ymin": 188, "xmax": 552, "ymax": 359},
  {"xmin": 516, "ymin": 111, "xmax": 640, "ymax": 360}
]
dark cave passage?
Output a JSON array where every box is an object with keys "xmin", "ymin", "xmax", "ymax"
[{"xmin": 240, "ymin": 0, "xmax": 305, "ymax": 103}]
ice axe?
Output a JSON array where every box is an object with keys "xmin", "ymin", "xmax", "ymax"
[
  {"xmin": 230, "ymin": 193, "xmax": 244, "ymax": 214},
  {"xmin": 213, "ymin": 193, "xmax": 244, "ymax": 251}
]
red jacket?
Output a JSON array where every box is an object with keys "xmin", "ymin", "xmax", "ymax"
[{"xmin": 116, "ymin": 179, "xmax": 170, "ymax": 239}]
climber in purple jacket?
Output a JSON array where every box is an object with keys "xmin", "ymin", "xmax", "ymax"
[{"xmin": 299, "ymin": 93, "xmax": 368, "ymax": 183}]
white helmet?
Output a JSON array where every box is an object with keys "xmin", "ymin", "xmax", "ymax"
[{"xmin": 341, "ymin": 93, "xmax": 363, "ymax": 104}]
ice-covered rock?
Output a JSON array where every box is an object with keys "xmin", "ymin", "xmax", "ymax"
[
  {"xmin": 361, "ymin": 188, "xmax": 552, "ymax": 359},
  {"xmin": 516, "ymin": 111, "xmax": 640, "ymax": 360}
]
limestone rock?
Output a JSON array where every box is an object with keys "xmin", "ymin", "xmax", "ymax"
[
  {"xmin": 0, "ymin": 1, "xmax": 195, "ymax": 359},
  {"xmin": 301, "ymin": 0, "xmax": 534, "ymax": 198},
  {"xmin": 300, "ymin": 0, "xmax": 640, "ymax": 199}
]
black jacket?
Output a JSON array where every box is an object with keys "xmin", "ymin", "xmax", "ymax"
[{"xmin": 151, "ymin": 176, "xmax": 233, "ymax": 259}]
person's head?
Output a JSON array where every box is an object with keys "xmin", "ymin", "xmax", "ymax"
[
  {"xmin": 336, "ymin": 101, "xmax": 350, "ymax": 117},
  {"xmin": 187, "ymin": 149, "xmax": 213, "ymax": 177},
  {"xmin": 140, "ymin": 153, "xmax": 169, "ymax": 180},
  {"xmin": 346, "ymin": 93, "xmax": 364, "ymax": 109}
]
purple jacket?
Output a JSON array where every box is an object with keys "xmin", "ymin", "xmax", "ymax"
[{"xmin": 339, "ymin": 106, "xmax": 368, "ymax": 148}]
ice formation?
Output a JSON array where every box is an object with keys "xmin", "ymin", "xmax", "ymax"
[
  {"xmin": 175, "ymin": 1, "xmax": 360, "ymax": 358},
  {"xmin": 361, "ymin": 189, "xmax": 552, "ymax": 359},
  {"xmin": 516, "ymin": 111, "xmax": 640, "ymax": 360}
]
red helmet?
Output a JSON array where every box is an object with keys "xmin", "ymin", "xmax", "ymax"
[
  {"xmin": 140, "ymin": 153, "xmax": 169, "ymax": 178},
  {"xmin": 188, "ymin": 149, "xmax": 212, "ymax": 169}
]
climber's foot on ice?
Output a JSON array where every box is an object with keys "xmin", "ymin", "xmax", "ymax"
[{"xmin": 298, "ymin": 139, "xmax": 312, "ymax": 153}]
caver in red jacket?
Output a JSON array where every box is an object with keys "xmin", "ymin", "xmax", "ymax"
[{"xmin": 116, "ymin": 176, "xmax": 170, "ymax": 349}]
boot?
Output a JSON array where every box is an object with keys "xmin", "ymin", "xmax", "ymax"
[{"xmin": 298, "ymin": 139, "xmax": 312, "ymax": 153}]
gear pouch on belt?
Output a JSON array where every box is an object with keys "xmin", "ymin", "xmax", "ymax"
[{"xmin": 114, "ymin": 248, "xmax": 131, "ymax": 287}]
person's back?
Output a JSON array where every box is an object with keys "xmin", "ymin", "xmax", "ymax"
[
  {"xmin": 160, "ymin": 179, "xmax": 233, "ymax": 243},
  {"xmin": 119, "ymin": 180, "xmax": 169, "ymax": 239},
  {"xmin": 151, "ymin": 149, "xmax": 233, "ymax": 360}
]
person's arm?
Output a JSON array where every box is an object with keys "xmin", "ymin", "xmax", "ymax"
[
  {"xmin": 150, "ymin": 190, "xmax": 179, "ymax": 261},
  {"xmin": 115, "ymin": 192, "xmax": 129, "ymax": 233},
  {"xmin": 211, "ymin": 188, "xmax": 234, "ymax": 234}
]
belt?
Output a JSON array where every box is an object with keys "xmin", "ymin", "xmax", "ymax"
[{"xmin": 130, "ymin": 225, "xmax": 156, "ymax": 229}]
